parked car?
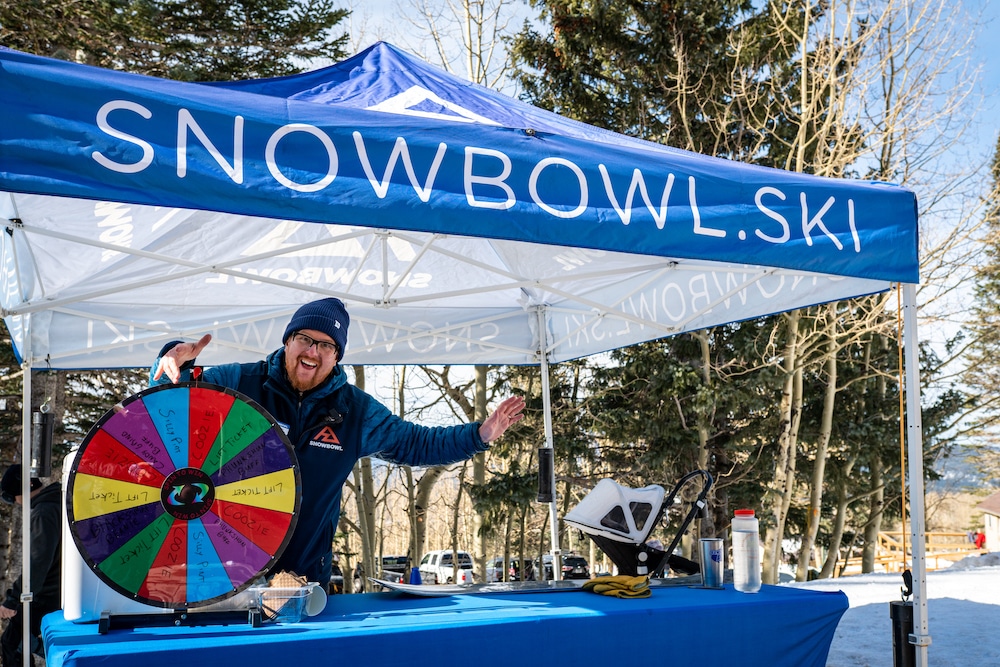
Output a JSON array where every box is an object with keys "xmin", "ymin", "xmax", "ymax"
[
  {"xmin": 351, "ymin": 555, "xmax": 410, "ymax": 592},
  {"xmin": 534, "ymin": 554, "xmax": 590, "ymax": 580},
  {"xmin": 486, "ymin": 556, "xmax": 506, "ymax": 582},
  {"xmin": 535, "ymin": 554, "xmax": 555, "ymax": 580},
  {"xmin": 379, "ymin": 555, "xmax": 410, "ymax": 584},
  {"xmin": 485, "ymin": 556, "xmax": 538, "ymax": 582},
  {"xmin": 507, "ymin": 557, "xmax": 536, "ymax": 581},
  {"xmin": 562, "ymin": 555, "xmax": 590, "ymax": 580},
  {"xmin": 418, "ymin": 549, "xmax": 475, "ymax": 584}
]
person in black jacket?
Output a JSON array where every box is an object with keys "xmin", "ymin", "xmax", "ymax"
[{"xmin": 0, "ymin": 465, "xmax": 62, "ymax": 667}]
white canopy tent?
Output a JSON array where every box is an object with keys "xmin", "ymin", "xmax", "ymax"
[{"xmin": 0, "ymin": 42, "xmax": 930, "ymax": 663}]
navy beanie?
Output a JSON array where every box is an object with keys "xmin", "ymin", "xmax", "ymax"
[
  {"xmin": 1, "ymin": 464, "xmax": 42, "ymax": 504},
  {"xmin": 282, "ymin": 298, "xmax": 350, "ymax": 361}
]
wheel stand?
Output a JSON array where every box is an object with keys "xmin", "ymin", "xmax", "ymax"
[{"xmin": 98, "ymin": 607, "xmax": 263, "ymax": 634}]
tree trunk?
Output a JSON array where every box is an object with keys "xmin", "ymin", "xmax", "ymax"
[
  {"xmin": 473, "ymin": 365, "xmax": 487, "ymax": 581},
  {"xmin": 775, "ymin": 363, "xmax": 802, "ymax": 580},
  {"xmin": 502, "ymin": 511, "xmax": 514, "ymax": 582},
  {"xmin": 449, "ymin": 461, "xmax": 469, "ymax": 582},
  {"xmin": 414, "ymin": 468, "xmax": 444, "ymax": 556},
  {"xmin": 862, "ymin": 456, "xmax": 884, "ymax": 573},
  {"xmin": 798, "ymin": 304, "xmax": 838, "ymax": 581},
  {"xmin": 694, "ymin": 331, "xmax": 715, "ymax": 538},
  {"xmin": 764, "ymin": 310, "xmax": 801, "ymax": 584},
  {"xmin": 397, "ymin": 365, "xmax": 424, "ymax": 577},
  {"xmin": 405, "ymin": 465, "xmax": 420, "ymax": 577},
  {"xmin": 819, "ymin": 455, "xmax": 856, "ymax": 578},
  {"xmin": 351, "ymin": 365, "xmax": 377, "ymax": 591}
]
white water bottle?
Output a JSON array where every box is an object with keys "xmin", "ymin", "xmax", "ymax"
[{"xmin": 732, "ymin": 509, "xmax": 761, "ymax": 593}]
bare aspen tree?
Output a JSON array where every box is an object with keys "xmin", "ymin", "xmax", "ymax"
[
  {"xmin": 394, "ymin": 0, "xmax": 523, "ymax": 579},
  {"xmin": 798, "ymin": 303, "xmax": 838, "ymax": 581},
  {"xmin": 405, "ymin": 0, "xmax": 518, "ymax": 88},
  {"xmin": 349, "ymin": 365, "xmax": 377, "ymax": 590},
  {"xmin": 737, "ymin": 0, "xmax": 985, "ymax": 580},
  {"xmin": 473, "ymin": 366, "xmax": 488, "ymax": 581},
  {"xmin": 763, "ymin": 311, "xmax": 801, "ymax": 584}
]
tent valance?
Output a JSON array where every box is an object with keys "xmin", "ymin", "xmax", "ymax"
[{"xmin": 0, "ymin": 42, "xmax": 917, "ymax": 369}]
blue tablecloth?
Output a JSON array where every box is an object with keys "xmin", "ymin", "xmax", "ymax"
[{"xmin": 43, "ymin": 583, "xmax": 847, "ymax": 667}]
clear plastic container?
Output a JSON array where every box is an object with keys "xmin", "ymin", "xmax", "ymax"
[
  {"xmin": 732, "ymin": 509, "xmax": 761, "ymax": 593},
  {"xmin": 251, "ymin": 584, "xmax": 315, "ymax": 623}
]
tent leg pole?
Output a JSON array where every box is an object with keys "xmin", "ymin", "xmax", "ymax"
[
  {"xmin": 20, "ymin": 315, "xmax": 32, "ymax": 667},
  {"xmin": 536, "ymin": 308, "xmax": 562, "ymax": 580},
  {"xmin": 902, "ymin": 283, "xmax": 930, "ymax": 667}
]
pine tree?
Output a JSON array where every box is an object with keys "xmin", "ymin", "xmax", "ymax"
[
  {"xmin": 965, "ymin": 137, "xmax": 1000, "ymax": 451},
  {"xmin": 0, "ymin": 0, "xmax": 350, "ymax": 80},
  {"xmin": 509, "ymin": 0, "xmax": 806, "ymax": 161},
  {"xmin": 0, "ymin": 0, "xmax": 351, "ymax": 473},
  {"xmin": 0, "ymin": 322, "xmax": 23, "ymax": 462}
]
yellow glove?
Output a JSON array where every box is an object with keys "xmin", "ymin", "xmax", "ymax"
[
  {"xmin": 603, "ymin": 586, "xmax": 651, "ymax": 598},
  {"xmin": 582, "ymin": 575, "xmax": 651, "ymax": 597},
  {"xmin": 582, "ymin": 575, "xmax": 645, "ymax": 590}
]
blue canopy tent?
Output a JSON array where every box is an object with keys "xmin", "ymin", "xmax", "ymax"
[{"xmin": 0, "ymin": 41, "xmax": 930, "ymax": 663}]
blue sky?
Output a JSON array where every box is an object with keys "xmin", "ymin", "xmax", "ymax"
[
  {"xmin": 352, "ymin": 0, "xmax": 998, "ymax": 153},
  {"xmin": 970, "ymin": 0, "xmax": 999, "ymax": 154}
]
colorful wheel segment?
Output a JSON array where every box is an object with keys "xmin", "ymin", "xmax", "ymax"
[{"xmin": 67, "ymin": 382, "xmax": 300, "ymax": 609}]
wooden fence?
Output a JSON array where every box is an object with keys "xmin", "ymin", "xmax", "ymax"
[{"xmin": 833, "ymin": 531, "xmax": 987, "ymax": 577}]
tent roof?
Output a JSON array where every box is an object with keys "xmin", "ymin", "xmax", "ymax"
[{"xmin": 0, "ymin": 42, "xmax": 918, "ymax": 369}]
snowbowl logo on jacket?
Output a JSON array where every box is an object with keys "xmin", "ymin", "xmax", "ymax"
[{"xmin": 309, "ymin": 425, "xmax": 343, "ymax": 451}]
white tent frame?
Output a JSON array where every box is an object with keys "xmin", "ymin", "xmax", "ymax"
[{"xmin": 14, "ymin": 284, "xmax": 932, "ymax": 667}]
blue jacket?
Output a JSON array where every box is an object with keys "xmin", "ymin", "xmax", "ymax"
[{"xmin": 151, "ymin": 347, "xmax": 487, "ymax": 584}]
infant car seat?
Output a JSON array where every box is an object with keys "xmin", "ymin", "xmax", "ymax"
[{"xmin": 565, "ymin": 470, "xmax": 713, "ymax": 577}]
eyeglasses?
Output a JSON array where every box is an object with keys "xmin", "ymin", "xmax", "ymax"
[{"xmin": 289, "ymin": 331, "xmax": 339, "ymax": 357}]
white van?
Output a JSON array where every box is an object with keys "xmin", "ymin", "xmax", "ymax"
[{"xmin": 418, "ymin": 550, "xmax": 476, "ymax": 584}]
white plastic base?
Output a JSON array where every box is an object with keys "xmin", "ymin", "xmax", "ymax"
[{"xmin": 61, "ymin": 450, "xmax": 172, "ymax": 622}]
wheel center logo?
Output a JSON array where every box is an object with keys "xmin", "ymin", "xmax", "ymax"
[{"xmin": 161, "ymin": 467, "xmax": 215, "ymax": 520}]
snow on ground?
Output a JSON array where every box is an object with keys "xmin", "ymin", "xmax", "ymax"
[{"xmin": 786, "ymin": 552, "xmax": 1000, "ymax": 666}]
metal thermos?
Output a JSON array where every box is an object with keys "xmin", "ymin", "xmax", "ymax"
[{"xmin": 700, "ymin": 538, "xmax": 724, "ymax": 588}]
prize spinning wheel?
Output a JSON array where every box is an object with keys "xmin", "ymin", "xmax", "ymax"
[{"xmin": 67, "ymin": 382, "xmax": 300, "ymax": 609}]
